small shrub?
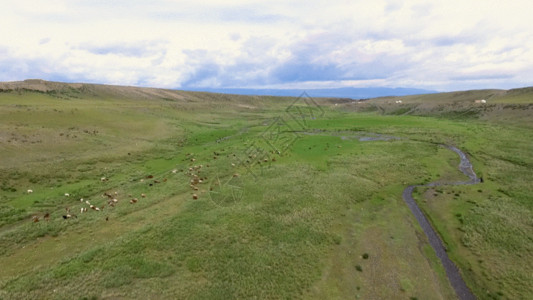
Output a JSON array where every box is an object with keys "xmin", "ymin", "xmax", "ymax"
[
  {"xmin": 362, "ymin": 253, "xmax": 369, "ymax": 259},
  {"xmin": 355, "ymin": 265, "xmax": 362, "ymax": 272}
]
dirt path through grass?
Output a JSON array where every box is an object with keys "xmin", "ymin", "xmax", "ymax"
[{"xmin": 402, "ymin": 145, "xmax": 479, "ymax": 300}]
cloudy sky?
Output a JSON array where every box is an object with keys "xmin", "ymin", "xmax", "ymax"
[{"xmin": 1, "ymin": 0, "xmax": 532, "ymax": 91}]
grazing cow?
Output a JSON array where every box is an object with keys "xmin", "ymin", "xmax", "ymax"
[
  {"xmin": 64, "ymin": 193, "xmax": 70, "ymax": 197},
  {"xmin": 32, "ymin": 216, "xmax": 39, "ymax": 223},
  {"xmin": 141, "ymin": 193, "xmax": 146, "ymax": 198},
  {"xmin": 43, "ymin": 213, "xmax": 50, "ymax": 220},
  {"xmin": 192, "ymin": 194, "xmax": 198, "ymax": 200},
  {"xmin": 27, "ymin": 189, "xmax": 33, "ymax": 194}
]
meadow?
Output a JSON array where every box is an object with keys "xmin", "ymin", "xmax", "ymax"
[{"xmin": 0, "ymin": 81, "xmax": 531, "ymax": 299}]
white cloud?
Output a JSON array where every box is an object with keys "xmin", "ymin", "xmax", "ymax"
[{"xmin": 0, "ymin": 0, "xmax": 532, "ymax": 90}]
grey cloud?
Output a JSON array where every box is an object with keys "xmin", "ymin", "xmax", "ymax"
[
  {"xmin": 39, "ymin": 38, "xmax": 51, "ymax": 45},
  {"xmin": 80, "ymin": 40, "xmax": 167, "ymax": 57},
  {"xmin": 267, "ymin": 31, "xmax": 412, "ymax": 83},
  {"xmin": 404, "ymin": 31, "xmax": 486, "ymax": 48},
  {"xmin": 180, "ymin": 32, "xmax": 412, "ymax": 88},
  {"xmin": 0, "ymin": 56, "xmax": 76, "ymax": 83},
  {"xmin": 148, "ymin": 4, "xmax": 289, "ymax": 24},
  {"xmin": 449, "ymin": 73, "xmax": 515, "ymax": 81}
]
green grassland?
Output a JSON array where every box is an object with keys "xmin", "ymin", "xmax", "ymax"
[{"xmin": 0, "ymin": 81, "xmax": 532, "ymax": 299}]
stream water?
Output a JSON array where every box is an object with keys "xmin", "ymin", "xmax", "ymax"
[{"xmin": 402, "ymin": 145, "xmax": 479, "ymax": 300}]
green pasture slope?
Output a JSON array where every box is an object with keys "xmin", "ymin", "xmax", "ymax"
[{"xmin": 0, "ymin": 81, "xmax": 532, "ymax": 299}]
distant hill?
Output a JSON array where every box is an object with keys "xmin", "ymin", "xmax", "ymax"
[
  {"xmin": 0, "ymin": 79, "xmax": 531, "ymax": 126},
  {"xmin": 1, "ymin": 79, "xmax": 531, "ymax": 107},
  {"xmin": 345, "ymin": 86, "xmax": 533, "ymax": 125},
  {"xmin": 0, "ymin": 79, "xmax": 435, "ymax": 101},
  {"xmin": 183, "ymin": 87, "xmax": 436, "ymax": 99}
]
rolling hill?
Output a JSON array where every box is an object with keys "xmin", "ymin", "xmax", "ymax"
[{"xmin": 0, "ymin": 80, "xmax": 531, "ymax": 299}]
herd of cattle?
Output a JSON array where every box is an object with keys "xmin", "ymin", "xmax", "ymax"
[
  {"xmin": 28, "ymin": 147, "xmax": 278, "ymax": 224},
  {"xmin": 27, "ymin": 150, "xmax": 250, "ymax": 224}
]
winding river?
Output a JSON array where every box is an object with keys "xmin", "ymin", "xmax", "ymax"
[
  {"xmin": 402, "ymin": 145, "xmax": 479, "ymax": 300},
  {"xmin": 261, "ymin": 130, "xmax": 479, "ymax": 298}
]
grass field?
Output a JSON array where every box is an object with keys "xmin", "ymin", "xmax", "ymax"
[{"xmin": 0, "ymin": 81, "xmax": 532, "ymax": 299}]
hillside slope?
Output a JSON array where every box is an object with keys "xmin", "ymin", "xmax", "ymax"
[{"xmin": 342, "ymin": 87, "xmax": 533, "ymax": 125}]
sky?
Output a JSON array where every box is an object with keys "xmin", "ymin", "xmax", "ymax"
[{"xmin": 0, "ymin": 0, "xmax": 532, "ymax": 92}]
